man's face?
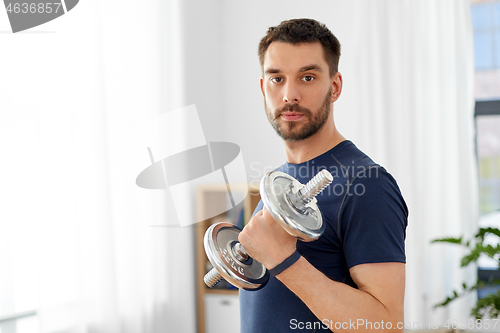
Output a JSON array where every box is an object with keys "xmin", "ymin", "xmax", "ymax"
[{"xmin": 261, "ymin": 42, "xmax": 339, "ymax": 142}]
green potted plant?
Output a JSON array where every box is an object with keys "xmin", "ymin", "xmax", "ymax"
[{"xmin": 432, "ymin": 227, "xmax": 500, "ymax": 318}]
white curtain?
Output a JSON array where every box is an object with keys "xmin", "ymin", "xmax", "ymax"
[
  {"xmin": 335, "ymin": 0, "xmax": 478, "ymax": 324},
  {"xmin": 0, "ymin": 0, "xmax": 478, "ymax": 331},
  {"xmin": 0, "ymin": 0, "xmax": 196, "ymax": 332}
]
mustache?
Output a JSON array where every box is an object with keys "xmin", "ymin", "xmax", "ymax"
[{"xmin": 273, "ymin": 104, "xmax": 311, "ymax": 120}]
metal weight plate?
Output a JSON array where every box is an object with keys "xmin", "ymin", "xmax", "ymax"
[
  {"xmin": 260, "ymin": 171, "xmax": 325, "ymax": 242},
  {"xmin": 204, "ymin": 222, "xmax": 269, "ymax": 290}
]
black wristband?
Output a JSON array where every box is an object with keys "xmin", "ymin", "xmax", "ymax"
[{"xmin": 269, "ymin": 250, "xmax": 301, "ymax": 277}]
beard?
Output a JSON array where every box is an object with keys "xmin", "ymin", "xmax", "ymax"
[{"xmin": 265, "ymin": 89, "xmax": 332, "ymax": 142}]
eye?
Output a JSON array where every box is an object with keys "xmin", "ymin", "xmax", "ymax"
[
  {"xmin": 302, "ymin": 76, "xmax": 315, "ymax": 82},
  {"xmin": 270, "ymin": 77, "xmax": 284, "ymax": 83}
]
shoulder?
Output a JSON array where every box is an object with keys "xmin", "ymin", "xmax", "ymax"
[
  {"xmin": 327, "ymin": 141, "xmax": 380, "ymax": 183},
  {"xmin": 341, "ymin": 165, "xmax": 409, "ymax": 225},
  {"xmin": 351, "ymin": 166, "xmax": 404, "ymax": 198}
]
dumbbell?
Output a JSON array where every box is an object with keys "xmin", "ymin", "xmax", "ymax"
[{"xmin": 203, "ymin": 169, "xmax": 333, "ymax": 290}]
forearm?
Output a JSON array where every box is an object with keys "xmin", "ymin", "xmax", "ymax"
[{"xmin": 276, "ymin": 257, "xmax": 404, "ymax": 333}]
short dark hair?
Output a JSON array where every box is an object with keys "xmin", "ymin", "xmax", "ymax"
[{"xmin": 258, "ymin": 18, "xmax": 341, "ymax": 77}]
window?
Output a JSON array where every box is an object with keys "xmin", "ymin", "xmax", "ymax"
[
  {"xmin": 472, "ymin": 1, "xmax": 500, "ymax": 290},
  {"xmin": 472, "ymin": 0, "xmax": 500, "ymax": 222},
  {"xmin": 476, "ymin": 102, "xmax": 500, "ymax": 216},
  {"xmin": 471, "ymin": 1, "xmax": 500, "ymax": 71},
  {"xmin": 472, "ymin": 0, "xmax": 500, "ymax": 100}
]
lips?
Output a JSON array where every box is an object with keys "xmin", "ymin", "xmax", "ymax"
[{"xmin": 280, "ymin": 111, "xmax": 304, "ymax": 121}]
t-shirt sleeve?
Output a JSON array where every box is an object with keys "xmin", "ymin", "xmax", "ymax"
[{"xmin": 340, "ymin": 167, "xmax": 408, "ymax": 269}]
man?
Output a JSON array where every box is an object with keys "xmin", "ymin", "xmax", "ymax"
[{"xmin": 238, "ymin": 19, "xmax": 408, "ymax": 332}]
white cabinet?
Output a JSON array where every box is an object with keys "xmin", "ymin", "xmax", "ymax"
[{"xmin": 204, "ymin": 294, "xmax": 240, "ymax": 333}]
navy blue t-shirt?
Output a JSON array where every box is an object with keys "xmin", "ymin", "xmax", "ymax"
[{"xmin": 240, "ymin": 140, "xmax": 408, "ymax": 333}]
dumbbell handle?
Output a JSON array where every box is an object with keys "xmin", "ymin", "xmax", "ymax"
[
  {"xmin": 204, "ymin": 242, "xmax": 248, "ymax": 287},
  {"xmin": 298, "ymin": 169, "xmax": 333, "ymax": 205},
  {"xmin": 204, "ymin": 267, "xmax": 224, "ymax": 288}
]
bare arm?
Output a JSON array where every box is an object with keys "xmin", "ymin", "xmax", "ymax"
[
  {"xmin": 239, "ymin": 208, "xmax": 405, "ymax": 333},
  {"xmin": 276, "ymin": 258, "xmax": 405, "ymax": 333}
]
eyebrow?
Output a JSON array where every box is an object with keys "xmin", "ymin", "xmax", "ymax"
[
  {"xmin": 264, "ymin": 64, "xmax": 323, "ymax": 75},
  {"xmin": 299, "ymin": 64, "xmax": 323, "ymax": 73}
]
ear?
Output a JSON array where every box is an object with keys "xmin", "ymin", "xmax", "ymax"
[
  {"xmin": 260, "ymin": 77, "xmax": 265, "ymax": 97},
  {"xmin": 330, "ymin": 72, "xmax": 343, "ymax": 103}
]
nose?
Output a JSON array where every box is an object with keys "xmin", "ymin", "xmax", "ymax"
[{"xmin": 283, "ymin": 81, "xmax": 300, "ymax": 104}]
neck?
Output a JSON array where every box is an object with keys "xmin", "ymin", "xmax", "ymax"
[{"xmin": 283, "ymin": 118, "xmax": 346, "ymax": 164}]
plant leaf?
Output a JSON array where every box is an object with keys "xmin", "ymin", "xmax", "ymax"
[
  {"xmin": 471, "ymin": 290, "xmax": 500, "ymax": 319},
  {"xmin": 476, "ymin": 227, "xmax": 500, "ymax": 242},
  {"xmin": 434, "ymin": 283, "xmax": 478, "ymax": 309},
  {"xmin": 431, "ymin": 237, "xmax": 462, "ymax": 245}
]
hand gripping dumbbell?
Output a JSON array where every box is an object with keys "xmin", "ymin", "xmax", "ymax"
[{"xmin": 203, "ymin": 169, "xmax": 333, "ymax": 291}]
